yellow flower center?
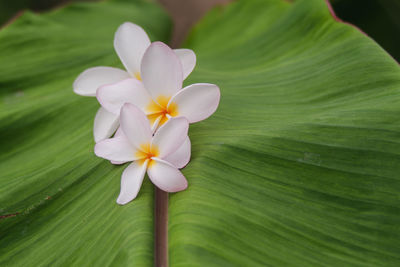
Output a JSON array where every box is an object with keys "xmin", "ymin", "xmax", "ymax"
[
  {"xmin": 135, "ymin": 143, "xmax": 159, "ymax": 168},
  {"xmin": 134, "ymin": 72, "xmax": 142, "ymax": 81},
  {"xmin": 146, "ymin": 95, "xmax": 179, "ymax": 128}
]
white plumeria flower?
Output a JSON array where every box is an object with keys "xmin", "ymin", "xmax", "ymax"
[
  {"xmin": 110, "ymin": 126, "xmax": 191, "ymax": 169},
  {"xmin": 73, "ymin": 22, "xmax": 196, "ymax": 142},
  {"xmin": 97, "ymin": 41, "xmax": 220, "ymax": 133},
  {"xmin": 95, "ymin": 103, "xmax": 189, "ymax": 204}
]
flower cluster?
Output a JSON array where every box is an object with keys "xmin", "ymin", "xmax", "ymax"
[{"xmin": 73, "ymin": 22, "xmax": 220, "ymax": 205}]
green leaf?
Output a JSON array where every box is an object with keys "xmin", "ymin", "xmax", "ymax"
[
  {"xmin": 0, "ymin": 0, "xmax": 171, "ymax": 265},
  {"xmin": 169, "ymin": 0, "xmax": 400, "ymax": 265}
]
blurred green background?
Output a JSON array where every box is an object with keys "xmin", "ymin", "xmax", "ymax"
[
  {"xmin": 0, "ymin": 0, "xmax": 399, "ymax": 61},
  {"xmin": 331, "ymin": 0, "xmax": 400, "ymax": 61}
]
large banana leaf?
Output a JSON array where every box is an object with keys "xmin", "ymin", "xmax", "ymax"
[
  {"xmin": 0, "ymin": 0, "xmax": 171, "ymax": 265},
  {"xmin": 1, "ymin": 0, "xmax": 400, "ymax": 266},
  {"xmin": 169, "ymin": 0, "xmax": 400, "ymax": 266}
]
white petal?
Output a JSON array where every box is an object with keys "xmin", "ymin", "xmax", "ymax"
[
  {"xmin": 111, "ymin": 160, "xmax": 127, "ymax": 165},
  {"xmin": 114, "ymin": 127, "xmax": 124, "ymax": 137},
  {"xmin": 151, "ymin": 115, "xmax": 162, "ymax": 133},
  {"xmin": 151, "ymin": 117, "xmax": 188, "ymax": 158},
  {"xmin": 120, "ymin": 103, "xmax": 152, "ymax": 149},
  {"xmin": 170, "ymin": 83, "xmax": 220, "ymax": 123},
  {"xmin": 111, "ymin": 128, "xmax": 129, "ymax": 165},
  {"xmin": 174, "ymin": 49, "xmax": 196, "ymax": 80},
  {"xmin": 73, "ymin": 67, "xmax": 129, "ymax": 96},
  {"xmin": 114, "ymin": 22, "xmax": 150, "ymax": 76},
  {"xmin": 141, "ymin": 42, "xmax": 183, "ymax": 99},
  {"xmin": 93, "ymin": 107, "xmax": 119, "ymax": 143},
  {"xmin": 164, "ymin": 136, "xmax": 191, "ymax": 169},
  {"xmin": 94, "ymin": 136, "xmax": 137, "ymax": 162},
  {"xmin": 147, "ymin": 158, "xmax": 188, "ymax": 192},
  {"xmin": 117, "ymin": 161, "xmax": 148, "ymax": 205},
  {"xmin": 97, "ymin": 78, "xmax": 152, "ymax": 115}
]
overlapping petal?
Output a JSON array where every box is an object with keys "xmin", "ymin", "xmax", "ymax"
[
  {"xmin": 150, "ymin": 115, "xmax": 163, "ymax": 133},
  {"xmin": 114, "ymin": 22, "xmax": 151, "ymax": 77},
  {"xmin": 117, "ymin": 160, "xmax": 149, "ymax": 205},
  {"xmin": 120, "ymin": 103, "xmax": 152, "ymax": 150},
  {"xmin": 110, "ymin": 128, "xmax": 130, "ymax": 165},
  {"xmin": 147, "ymin": 158, "xmax": 188, "ymax": 192},
  {"xmin": 94, "ymin": 136, "xmax": 137, "ymax": 162},
  {"xmin": 93, "ymin": 107, "xmax": 120, "ymax": 143},
  {"xmin": 141, "ymin": 42, "xmax": 183, "ymax": 99},
  {"xmin": 151, "ymin": 117, "xmax": 189, "ymax": 158},
  {"xmin": 73, "ymin": 67, "xmax": 129, "ymax": 96},
  {"xmin": 164, "ymin": 136, "xmax": 191, "ymax": 169},
  {"xmin": 174, "ymin": 49, "xmax": 196, "ymax": 80},
  {"xmin": 97, "ymin": 78, "xmax": 152, "ymax": 115},
  {"xmin": 170, "ymin": 83, "xmax": 220, "ymax": 123}
]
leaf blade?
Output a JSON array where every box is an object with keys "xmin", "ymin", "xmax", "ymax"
[
  {"xmin": 170, "ymin": 0, "xmax": 400, "ymax": 265},
  {"xmin": 0, "ymin": 0, "xmax": 171, "ymax": 265}
]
